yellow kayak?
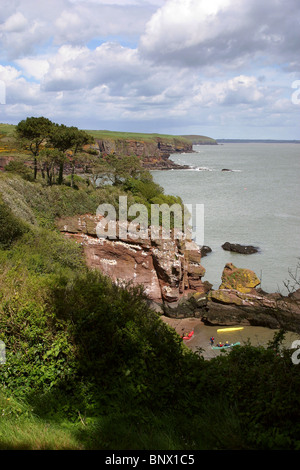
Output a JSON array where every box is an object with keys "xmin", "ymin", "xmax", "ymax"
[{"xmin": 217, "ymin": 327, "xmax": 244, "ymax": 333}]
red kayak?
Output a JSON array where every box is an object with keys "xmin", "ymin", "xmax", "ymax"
[{"xmin": 182, "ymin": 330, "xmax": 194, "ymax": 340}]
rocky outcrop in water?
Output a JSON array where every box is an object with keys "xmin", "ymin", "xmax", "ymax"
[
  {"xmin": 222, "ymin": 242, "xmax": 260, "ymax": 254},
  {"xmin": 204, "ymin": 264, "xmax": 300, "ymax": 333},
  {"xmin": 219, "ymin": 262, "xmax": 261, "ymax": 293}
]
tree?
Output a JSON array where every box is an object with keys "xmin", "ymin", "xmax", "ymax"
[
  {"xmin": 68, "ymin": 129, "xmax": 94, "ymax": 188},
  {"xmin": 78, "ymin": 153, "xmax": 110, "ymax": 188},
  {"xmin": 37, "ymin": 148, "xmax": 62, "ymax": 186},
  {"xmin": 49, "ymin": 125, "xmax": 93, "ymax": 185},
  {"xmin": 102, "ymin": 154, "xmax": 145, "ymax": 185},
  {"xmin": 16, "ymin": 117, "xmax": 54, "ymax": 179}
]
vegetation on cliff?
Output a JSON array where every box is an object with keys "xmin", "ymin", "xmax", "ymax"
[
  {"xmin": 0, "ymin": 121, "xmax": 217, "ymax": 177},
  {"xmin": 181, "ymin": 135, "xmax": 218, "ymax": 145},
  {"xmin": 86, "ymin": 129, "xmax": 193, "ymax": 144},
  {"xmin": 0, "ymin": 119, "xmax": 299, "ymax": 450},
  {"xmin": 0, "ymin": 163, "xmax": 300, "ymax": 450}
]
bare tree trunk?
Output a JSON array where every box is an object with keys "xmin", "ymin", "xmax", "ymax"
[{"xmin": 58, "ymin": 162, "xmax": 64, "ymax": 185}]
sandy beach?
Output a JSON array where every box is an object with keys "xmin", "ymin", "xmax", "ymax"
[{"xmin": 161, "ymin": 315, "xmax": 300, "ymax": 360}]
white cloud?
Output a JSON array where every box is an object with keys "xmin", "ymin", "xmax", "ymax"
[
  {"xmin": 0, "ymin": 0, "xmax": 299, "ymax": 138},
  {"xmin": 0, "ymin": 64, "xmax": 22, "ymax": 82},
  {"xmin": 139, "ymin": 0, "xmax": 300, "ymax": 71},
  {"xmin": 0, "ymin": 11, "xmax": 28, "ymax": 32},
  {"xmin": 53, "ymin": 1, "xmax": 157, "ymax": 45},
  {"xmin": 41, "ymin": 42, "xmax": 147, "ymax": 94},
  {"xmin": 15, "ymin": 58, "xmax": 50, "ymax": 80}
]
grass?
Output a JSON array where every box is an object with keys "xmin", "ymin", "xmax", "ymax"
[
  {"xmin": 0, "ymin": 393, "xmax": 84, "ymax": 450},
  {"xmin": 0, "ymin": 122, "xmax": 217, "ymax": 152},
  {"xmin": 0, "ymin": 123, "xmax": 190, "ymax": 145},
  {"xmin": 0, "ymin": 123, "xmax": 16, "ymax": 137},
  {"xmin": 84, "ymin": 129, "xmax": 191, "ymax": 143},
  {"xmin": 0, "ymin": 392, "xmax": 246, "ymax": 450},
  {"xmin": 182, "ymin": 134, "xmax": 218, "ymax": 144},
  {"xmin": 85, "ymin": 129, "xmax": 217, "ymax": 145}
]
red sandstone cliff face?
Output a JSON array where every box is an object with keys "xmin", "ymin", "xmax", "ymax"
[
  {"xmin": 0, "ymin": 136, "xmax": 192, "ymax": 173},
  {"xmin": 57, "ymin": 214, "xmax": 207, "ymax": 310},
  {"xmin": 56, "ymin": 215, "xmax": 300, "ymax": 331},
  {"xmin": 94, "ymin": 137, "xmax": 193, "ymax": 169}
]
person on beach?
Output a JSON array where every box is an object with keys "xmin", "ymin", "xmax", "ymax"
[{"xmin": 210, "ymin": 336, "xmax": 215, "ymax": 345}]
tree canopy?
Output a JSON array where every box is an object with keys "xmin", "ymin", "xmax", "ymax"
[
  {"xmin": 15, "ymin": 117, "xmax": 94, "ymax": 183},
  {"xmin": 16, "ymin": 116, "xmax": 55, "ymax": 179}
]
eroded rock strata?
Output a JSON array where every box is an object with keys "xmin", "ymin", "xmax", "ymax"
[
  {"xmin": 94, "ymin": 137, "xmax": 193, "ymax": 170},
  {"xmin": 57, "ymin": 216, "xmax": 300, "ymax": 333},
  {"xmin": 57, "ymin": 214, "xmax": 207, "ymax": 309}
]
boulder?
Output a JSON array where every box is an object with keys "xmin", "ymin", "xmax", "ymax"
[
  {"xmin": 219, "ymin": 262, "xmax": 261, "ymax": 293},
  {"xmin": 289, "ymin": 288, "xmax": 300, "ymax": 301},
  {"xmin": 200, "ymin": 245, "xmax": 212, "ymax": 257},
  {"xmin": 222, "ymin": 242, "xmax": 259, "ymax": 254},
  {"xmin": 209, "ymin": 289, "xmax": 245, "ymax": 306}
]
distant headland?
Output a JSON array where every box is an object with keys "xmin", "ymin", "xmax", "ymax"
[{"xmin": 217, "ymin": 139, "xmax": 300, "ymax": 143}]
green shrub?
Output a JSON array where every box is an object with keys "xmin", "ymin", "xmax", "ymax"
[
  {"xmin": 5, "ymin": 160, "xmax": 34, "ymax": 181},
  {"xmin": 49, "ymin": 270, "xmax": 193, "ymax": 414},
  {"xmin": 0, "ymin": 198, "xmax": 29, "ymax": 248}
]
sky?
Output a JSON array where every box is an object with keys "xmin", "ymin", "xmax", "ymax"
[{"xmin": 0, "ymin": 0, "xmax": 299, "ymax": 139}]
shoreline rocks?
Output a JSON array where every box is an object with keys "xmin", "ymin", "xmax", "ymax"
[
  {"xmin": 200, "ymin": 245, "xmax": 212, "ymax": 257},
  {"xmin": 204, "ymin": 287, "xmax": 300, "ymax": 333},
  {"xmin": 219, "ymin": 262, "xmax": 261, "ymax": 293},
  {"xmin": 222, "ymin": 242, "xmax": 260, "ymax": 254},
  {"xmin": 57, "ymin": 216, "xmax": 300, "ymax": 334}
]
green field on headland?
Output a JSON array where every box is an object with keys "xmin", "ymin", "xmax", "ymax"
[
  {"xmin": 86, "ymin": 129, "xmax": 191, "ymax": 143},
  {"xmin": 0, "ymin": 119, "xmax": 299, "ymax": 450},
  {"xmin": 0, "ymin": 122, "xmax": 217, "ymax": 147}
]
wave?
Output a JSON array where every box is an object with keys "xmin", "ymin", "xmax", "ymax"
[
  {"xmin": 275, "ymin": 213, "xmax": 300, "ymax": 220},
  {"xmin": 187, "ymin": 166, "xmax": 215, "ymax": 171},
  {"xmin": 186, "ymin": 166, "xmax": 242, "ymax": 172}
]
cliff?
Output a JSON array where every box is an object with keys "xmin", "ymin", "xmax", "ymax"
[
  {"xmin": 57, "ymin": 215, "xmax": 300, "ymax": 333},
  {"xmin": 0, "ymin": 124, "xmax": 217, "ymax": 171},
  {"xmin": 56, "ymin": 214, "xmax": 208, "ymax": 311},
  {"xmin": 91, "ymin": 134, "xmax": 193, "ymax": 170}
]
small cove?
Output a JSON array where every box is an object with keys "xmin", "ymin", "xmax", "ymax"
[{"xmin": 162, "ymin": 316, "xmax": 300, "ymax": 360}]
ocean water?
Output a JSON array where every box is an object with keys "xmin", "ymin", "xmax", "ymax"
[{"xmin": 152, "ymin": 143, "xmax": 300, "ymax": 295}]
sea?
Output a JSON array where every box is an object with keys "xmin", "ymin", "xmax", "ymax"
[{"xmin": 151, "ymin": 142, "xmax": 300, "ymax": 296}]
